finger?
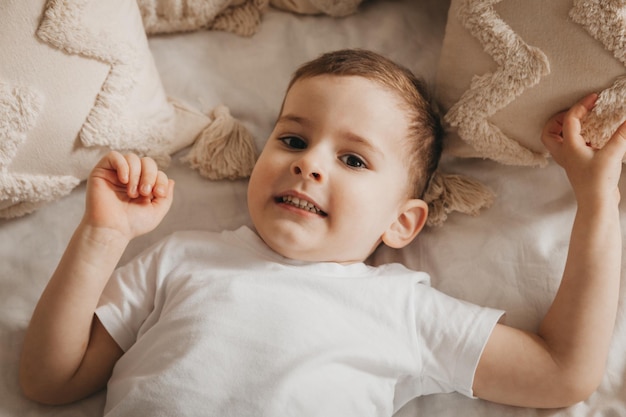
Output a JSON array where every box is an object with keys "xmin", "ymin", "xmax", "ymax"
[
  {"xmin": 165, "ymin": 179, "xmax": 175, "ymax": 202},
  {"xmin": 153, "ymin": 170, "xmax": 170, "ymax": 198},
  {"xmin": 541, "ymin": 112, "xmax": 566, "ymax": 148},
  {"xmin": 93, "ymin": 151, "xmax": 129, "ymax": 184},
  {"xmin": 600, "ymin": 120, "xmax": 626, "ymax": 161},
  {"xmin": 152, "ymin": 179, "xmax": 175, "ymax": 214},
  {"xmin": 124, "ymin": 153, "xmax": 142, "ymax": 198},
  {"xmin": 566, "ymin": 93, "xmax": 598, "ymax": 121},
  {"xmin": 562, "ymin": 93, "xmax": 598, "ymax": 141},
  {"xmin": 138, "ymin": 157, "xmax": 159, "ymax": 197},
  {"xmin": 110, "ymin": 151, "xmax": 130, "ymax": 185},
  {"xmin": 541, "ymin": 113, "xmax": 568, "ymax": 161}
]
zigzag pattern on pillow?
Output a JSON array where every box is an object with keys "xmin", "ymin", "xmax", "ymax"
[
  {"xmin": 0, "ymin": 0, "xmax": 179, "ymax": 219},
  {"xmin": 0, "ymin": 82, "xmax": 79, "ymax": 218},
  {"xmin": 443, "ymin": 0, "xmax": 626, "ymax": 166},
  {"xmin": 443, "ymin": 0, "xmax": 550, "ymax": 167},
  {"xmin": 37, "ymin": 0, "xmax": 174, "ymax": 155}
]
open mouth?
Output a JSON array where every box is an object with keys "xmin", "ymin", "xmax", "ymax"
[{"xmin": 277, "ymin": 195, "xmax": 327, "ymax": 216}]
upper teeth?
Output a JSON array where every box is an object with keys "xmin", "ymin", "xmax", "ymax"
[{"xmin": 281, "ymin": 196, "xmax": 323, "ymax": 214}]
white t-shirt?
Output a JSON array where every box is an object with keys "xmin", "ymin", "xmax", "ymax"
[{"xmin": 96, "ymin": 226, "xmax": 503, "ymax": 416}]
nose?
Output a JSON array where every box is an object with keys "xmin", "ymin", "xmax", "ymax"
[{"xmin": 291, "ymin": 153, "xmax": 324, "ymax": 182}]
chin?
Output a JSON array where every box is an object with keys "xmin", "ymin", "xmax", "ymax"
[
  {"xmin": 254, "ymin": 226, "xmax": 300, "ymax": 257},
  {"xmin": 253, "ymin": 222, "xmax": 372, "ymax": 264},
  {"xmin": 263, "ymin": 237, "xmax": 326, "ymax": 262}
]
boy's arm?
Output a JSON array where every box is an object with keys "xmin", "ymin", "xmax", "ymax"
[
  {"xmin": 473, "ymin": 94, "xmax": 626, "ymax": 408},
  {"xmin": 19, "ymin": 152, "xmax": 174, "ymax": 405}
]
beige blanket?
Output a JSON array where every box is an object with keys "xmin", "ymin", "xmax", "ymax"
[
  {"xmin": 137, "ymin": 0, "xmax": 364, "ymax": 36},
  {"xmin": 137, "ymin": 0, "xmax": 269, "ymax": 36}
]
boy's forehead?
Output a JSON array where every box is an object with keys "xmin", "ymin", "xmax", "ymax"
[
  {"xmin": 282, "ymin": 75, "xmax": 409, "ymax": 122},
  {"xmin": 285, "ymin": 74, "xmax": 393, "ymax": 100}
]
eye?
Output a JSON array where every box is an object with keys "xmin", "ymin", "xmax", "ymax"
[
  {"xmin": 279, "ymin": 136, "xmax": 307, "ymax": 150},
  {"xmin": 340, "ymin": 154, "xmax": 367, "ymax": 169}
]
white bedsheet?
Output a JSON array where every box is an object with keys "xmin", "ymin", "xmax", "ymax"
[{"xmin": 3, "ymin": 0, "xmax": 626, "ymax": 416}]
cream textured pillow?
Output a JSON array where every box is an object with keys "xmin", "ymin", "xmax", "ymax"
[
  {"xmin": 0, "ymin": 0, "xmax": 209, "ymax": 218},
  {"xmin": 435, "ymin": 0, "xmax": 626, "ymax": 166}
]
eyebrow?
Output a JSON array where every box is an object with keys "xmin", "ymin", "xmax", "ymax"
[
  {"xmin": 276, "ymin": 114, "xmax": 312, "ymax": 127},
  {"xmin": 277, "ymin": 114, "xmax": 385, "ymax": 159},
  {"xmin": 342, "ymin": 131, "xmax": 385, "ymax": 159}
]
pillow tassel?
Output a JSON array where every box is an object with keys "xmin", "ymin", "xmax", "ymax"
[
  {"xmin": 423, "ymin": 171, "xmax": 494, "ymax": 227},
  {"xmin": 182, "ymin": 105, "xmax": 257, "ymax": 180}
]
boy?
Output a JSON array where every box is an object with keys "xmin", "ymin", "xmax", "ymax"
[{"xmin": 19, "ymin": 49, "xmax": 626, "ymax": 415}]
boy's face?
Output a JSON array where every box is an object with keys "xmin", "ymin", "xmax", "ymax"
[{"xmin": 247, "ymin": 75, "xmax": 424, "ymax": 263}]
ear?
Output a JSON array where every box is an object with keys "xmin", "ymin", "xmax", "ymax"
[{"xmin": 382, "ymin": 199, "xmax": 428, "ymax": 249}]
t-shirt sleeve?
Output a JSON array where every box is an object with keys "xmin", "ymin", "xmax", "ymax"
[
  {"xmin": 414, "ymin": 285, "xmax": 504, "ymax": 398},
  {"xmin": 95, "ymin": 240, "xmax": 165, "ymax": 352}
]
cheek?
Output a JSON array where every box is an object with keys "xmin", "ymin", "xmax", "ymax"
[
  {"xmin": 249, "ymin": 155, "xmax": 274, "ymax": 186},
  {"xmin": 248, "ymin": 155, "xmax": 284, "ymax": 204},
  {"xmin": 332, "ymin": 184, "xmax": 380, "ymax": 224},
  {"xmin": 341, "ymin": 178, "xmax": 402, "ymax": 221},
  {"xmin": 248, "ymin": 162, "xmax": 269, "ymax": 205}
]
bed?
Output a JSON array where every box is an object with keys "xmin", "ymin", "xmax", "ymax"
[{"xmin": 2, "ymin": 0, "xmax": 626, "ymax": 416}]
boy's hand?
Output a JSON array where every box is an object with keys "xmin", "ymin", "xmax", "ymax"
[
  {"xmin": 541, "ymin": 93, "xmax": 626, "ymax": 205},
  {"xmin": 83, "ymin": 151, "xmax": 175, "ymax": 240}
]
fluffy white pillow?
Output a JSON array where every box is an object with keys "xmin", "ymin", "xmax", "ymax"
[
  {"xmin": 0, "ymin": 0, "xmax": 209, "ymax": 218},
  {"xmin": 435, "ymin": 0, "xmax": 626, "ymax": 166}
]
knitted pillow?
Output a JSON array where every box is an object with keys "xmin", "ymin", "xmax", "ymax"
[
  {"xmin": 0, "ymin": 0, "xmax": 212, "ymax": 219},
  {"xmin": 435, "ymin": 0, "xmax": 626, "ymax": 166}
]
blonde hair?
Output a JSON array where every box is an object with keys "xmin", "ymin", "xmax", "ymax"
[{"xmin": 285, "ymin": 49, "xmax": 443, "ymax": 198}]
